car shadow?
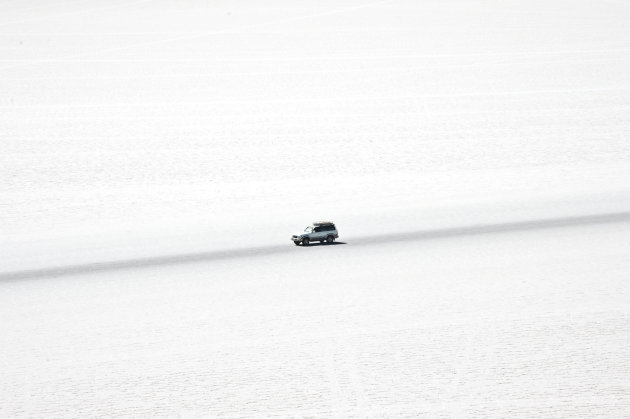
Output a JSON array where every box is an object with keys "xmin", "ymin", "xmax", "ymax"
[{"xmin": 299, "ymin": 241, "xmax": 347, "ymax": 247}]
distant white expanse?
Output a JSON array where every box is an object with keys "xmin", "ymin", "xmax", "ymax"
[{"xmin": 1, "ymin": 0, "xmax": 630, "ymax": 416}]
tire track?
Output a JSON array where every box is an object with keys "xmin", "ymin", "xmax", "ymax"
[{"xmin": 2, "ymin": 211, "xmax": 629, "ymax": 282}]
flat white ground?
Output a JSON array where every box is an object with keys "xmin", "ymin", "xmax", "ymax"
[{"xmin": 1, "ymin": 0, "xmax": 630, "ymax": 416}]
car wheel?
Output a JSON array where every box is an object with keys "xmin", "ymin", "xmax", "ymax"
[
  {"xmin": 302, "ymin": 237, "xmax": 310, "ymax": 246},
  {"xmin": 326, "ymin": 235, "xmax": 334, "ymax": 244}
]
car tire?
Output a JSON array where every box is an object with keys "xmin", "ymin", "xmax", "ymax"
[
  {"xmin": 326, "ymin": 235, "xmax": 334, "ymax": 244},
  {"xmin": 302, "ymin": 237, "xmax": 310, "ymax": 246}
]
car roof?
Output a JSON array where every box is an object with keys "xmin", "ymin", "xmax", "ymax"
[{"xmin": 313, "ymin": 221, "xmax": 335, "ymax": 226}]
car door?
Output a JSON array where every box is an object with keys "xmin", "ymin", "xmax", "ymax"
[{"xmin": 312, "ymin": 226, "xmax": 324, "ymax": 240}]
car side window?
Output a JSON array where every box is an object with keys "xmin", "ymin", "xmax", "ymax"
[{"xmin": 314, "ymin": 227, "xmax": 322, "ymax": 232}]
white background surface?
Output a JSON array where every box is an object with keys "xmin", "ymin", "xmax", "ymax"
[{"xmin": 1, "ymin": 0, "xmax": 630, "ymax": 416}]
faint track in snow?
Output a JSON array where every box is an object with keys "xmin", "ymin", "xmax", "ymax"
[
  {"xmin": 2, "ymin": 211, "xmax": 630, "ymax": 282},
  {"xmin": 2, "ymin": 47, "xmax": 630, "ymax": 66},
  {"xmin": 2, "ymin": 86, "xmax": 629, "ymax": 110},
  {"xmin": 3, "ymin": 56, "xmax": 629, "ymax": 82}
]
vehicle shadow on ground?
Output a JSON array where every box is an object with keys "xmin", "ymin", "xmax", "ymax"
[{"xmin": 298, "ymin": 241, "xmax": 347, "ymax": 247}]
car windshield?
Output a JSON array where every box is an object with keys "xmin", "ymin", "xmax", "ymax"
[{"xmin": 304, "ymin": 226, "xmax": 313, "ymax": 233}]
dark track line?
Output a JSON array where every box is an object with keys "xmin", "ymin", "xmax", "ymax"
[{"xmin": 2, "ymin": 211, "xmax": 629, "ymax": 282}]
